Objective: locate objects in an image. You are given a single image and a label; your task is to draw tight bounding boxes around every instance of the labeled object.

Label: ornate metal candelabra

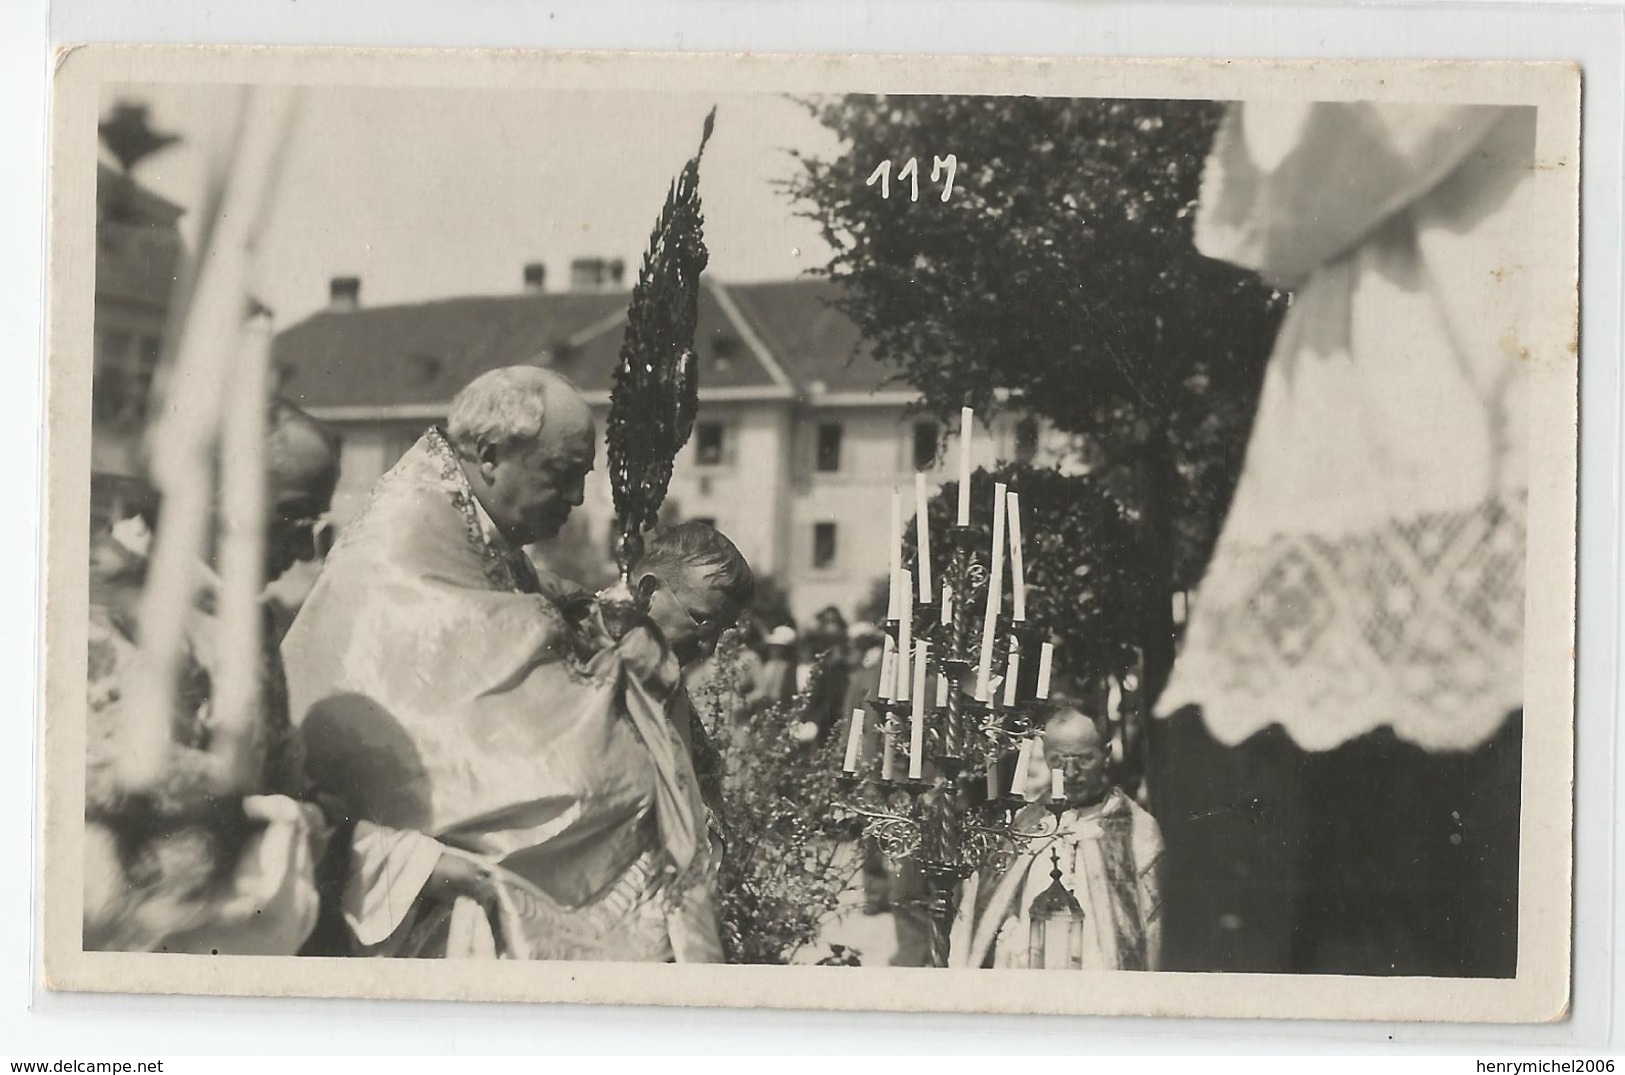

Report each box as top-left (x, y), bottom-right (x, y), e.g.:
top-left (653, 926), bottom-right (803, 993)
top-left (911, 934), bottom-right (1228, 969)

top-left (836, 520), bottom-right (1060, 968)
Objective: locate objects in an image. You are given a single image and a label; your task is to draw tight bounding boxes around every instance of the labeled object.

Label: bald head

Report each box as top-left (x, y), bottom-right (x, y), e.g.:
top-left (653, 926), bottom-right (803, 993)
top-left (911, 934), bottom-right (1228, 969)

top-left (261, 400), bottom-right (341, 578)
top-left (1042, 706), bottom-right (1111, 805)
top-left (267, 399), bottom-right (340, 506)
top-left (447, 366), bottom-right (596, 546)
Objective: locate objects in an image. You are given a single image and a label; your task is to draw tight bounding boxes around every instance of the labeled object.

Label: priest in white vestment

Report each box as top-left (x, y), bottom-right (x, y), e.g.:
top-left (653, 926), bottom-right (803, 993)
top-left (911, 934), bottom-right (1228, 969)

top-left (285, 367), bottom-right (721, 961)
top-left (953, 708), bottom-right (1164, 970)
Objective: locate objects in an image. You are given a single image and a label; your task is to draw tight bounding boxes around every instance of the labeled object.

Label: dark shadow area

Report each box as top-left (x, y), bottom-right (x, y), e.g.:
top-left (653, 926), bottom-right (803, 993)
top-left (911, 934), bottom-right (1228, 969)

top-left (298, 692), bottom-right (432, 831)
top-left (1150, 706), bottom-right (1521, 977)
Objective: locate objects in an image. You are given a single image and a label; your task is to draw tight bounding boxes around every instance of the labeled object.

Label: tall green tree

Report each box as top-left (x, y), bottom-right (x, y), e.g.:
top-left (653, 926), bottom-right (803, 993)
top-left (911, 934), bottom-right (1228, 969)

top-left (786, 95), bottom-right (1286, 702)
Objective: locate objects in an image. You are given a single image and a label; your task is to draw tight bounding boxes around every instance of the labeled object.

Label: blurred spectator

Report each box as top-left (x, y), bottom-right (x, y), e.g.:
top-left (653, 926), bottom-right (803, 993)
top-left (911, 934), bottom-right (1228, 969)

top-left (836, 623), bottom-right (892, 917)
top-left (751, 624), bottom-right (799, 712)
top-left (85, 398), bottom-right (340, 955)
top-left (804, 607), bottom-right (851, 742)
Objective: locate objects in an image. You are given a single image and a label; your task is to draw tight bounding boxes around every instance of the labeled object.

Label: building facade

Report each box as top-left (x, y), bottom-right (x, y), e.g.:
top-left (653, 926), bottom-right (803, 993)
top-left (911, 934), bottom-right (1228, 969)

top-left (275, 271), bottom-right (1056, 622)
top-left (91, 162), bottom-right (185, 531)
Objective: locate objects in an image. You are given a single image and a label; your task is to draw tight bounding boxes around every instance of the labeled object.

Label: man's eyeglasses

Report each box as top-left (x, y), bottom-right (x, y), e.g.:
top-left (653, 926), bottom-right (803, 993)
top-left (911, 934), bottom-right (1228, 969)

top-left (651, 576), bottom-right (737, 636)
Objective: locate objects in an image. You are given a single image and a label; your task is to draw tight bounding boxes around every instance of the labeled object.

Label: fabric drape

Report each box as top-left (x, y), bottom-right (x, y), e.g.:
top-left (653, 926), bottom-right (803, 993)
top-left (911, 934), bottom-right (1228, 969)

top-left (1161, 103), bottom-right (1537, 751)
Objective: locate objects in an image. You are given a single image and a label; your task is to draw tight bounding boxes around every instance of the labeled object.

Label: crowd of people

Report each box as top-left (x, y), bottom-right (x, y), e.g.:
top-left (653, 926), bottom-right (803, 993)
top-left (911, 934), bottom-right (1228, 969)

top-left (686, 607), bottom-right (886, 741)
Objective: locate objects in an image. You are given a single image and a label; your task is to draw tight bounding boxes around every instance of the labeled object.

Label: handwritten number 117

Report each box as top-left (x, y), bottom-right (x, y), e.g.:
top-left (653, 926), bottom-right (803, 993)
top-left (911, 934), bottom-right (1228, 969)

top-left (867, 155), bottom-right (958, 202)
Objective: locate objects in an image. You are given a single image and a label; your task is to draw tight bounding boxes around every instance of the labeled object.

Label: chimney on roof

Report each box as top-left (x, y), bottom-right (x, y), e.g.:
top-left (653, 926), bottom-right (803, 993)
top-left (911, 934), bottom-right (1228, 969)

top-left (522, 262), bottom-right (547, 293)
top-left (570, 257), bottom-right (628, 293)
top-left (328, 276), bottom-right (360, 312)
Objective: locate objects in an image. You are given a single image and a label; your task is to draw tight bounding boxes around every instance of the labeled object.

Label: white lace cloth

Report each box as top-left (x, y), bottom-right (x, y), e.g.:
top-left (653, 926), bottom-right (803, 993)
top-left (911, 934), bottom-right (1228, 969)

top-left (1160, 103), bottom-right (1538, 752)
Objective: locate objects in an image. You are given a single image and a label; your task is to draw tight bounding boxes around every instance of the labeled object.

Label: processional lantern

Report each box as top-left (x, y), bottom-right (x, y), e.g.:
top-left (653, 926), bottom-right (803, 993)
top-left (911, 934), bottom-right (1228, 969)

top-left (601, 107), bottom-right (715, 634)
top-left (1027, 846), bottom-right (1087, 970)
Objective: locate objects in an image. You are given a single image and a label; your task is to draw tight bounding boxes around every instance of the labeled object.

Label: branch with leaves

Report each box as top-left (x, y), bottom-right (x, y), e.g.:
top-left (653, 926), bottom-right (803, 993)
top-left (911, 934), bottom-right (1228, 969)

top-left (690, 639), bottom-right (862, 965)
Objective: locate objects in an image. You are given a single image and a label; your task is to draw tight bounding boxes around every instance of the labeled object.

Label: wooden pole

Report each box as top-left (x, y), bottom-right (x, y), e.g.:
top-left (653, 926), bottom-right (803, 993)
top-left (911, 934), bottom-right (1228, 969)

top-left (119, 87), bottom-right (303, 795)
top-left (210, 309), bottom-right (273, 792)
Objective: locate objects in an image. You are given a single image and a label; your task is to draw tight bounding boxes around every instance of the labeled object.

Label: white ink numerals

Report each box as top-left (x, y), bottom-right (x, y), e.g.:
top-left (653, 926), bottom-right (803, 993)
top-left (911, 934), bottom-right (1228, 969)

top-left (867, 155), bottom-right (958, 202)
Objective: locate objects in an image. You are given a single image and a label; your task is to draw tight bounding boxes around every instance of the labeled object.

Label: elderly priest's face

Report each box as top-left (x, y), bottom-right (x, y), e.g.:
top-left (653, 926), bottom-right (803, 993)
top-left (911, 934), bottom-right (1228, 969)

top-left (483, 405), bottom-right (597, 547)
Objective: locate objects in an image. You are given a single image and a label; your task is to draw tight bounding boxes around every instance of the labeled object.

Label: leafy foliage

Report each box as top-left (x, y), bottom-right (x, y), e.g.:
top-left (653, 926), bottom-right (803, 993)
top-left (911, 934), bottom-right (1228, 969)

top-left (786, 96), bottom-right (1287, 698)
top-left (688, 638), bottom-right (859, 964)
top-left (912, 462), bottom-right (1145, 684)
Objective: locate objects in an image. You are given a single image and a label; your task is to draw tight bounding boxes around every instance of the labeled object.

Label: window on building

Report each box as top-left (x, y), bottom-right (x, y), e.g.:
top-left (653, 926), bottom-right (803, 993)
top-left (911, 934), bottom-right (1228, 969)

top-left (816, 422), bottom-right (844, 472)
top-left (710, 334), bottom-right (741, 373)
top-left (123, 335), bottom-right (163, 416)
top-left (92, 368), bottom-right (129, 423)
top-left (695, 421), bottom-right (726, 466)
top-left (93, 330), bottom-right (137, 422)
top-left (812, 522), bottom-right (838, 570)
top-left (98, 329), bottom-right (133, 367)
top-left (913, 421), bottom-right (939, 470)
top-left (136, 334), bottom-right (162, 374)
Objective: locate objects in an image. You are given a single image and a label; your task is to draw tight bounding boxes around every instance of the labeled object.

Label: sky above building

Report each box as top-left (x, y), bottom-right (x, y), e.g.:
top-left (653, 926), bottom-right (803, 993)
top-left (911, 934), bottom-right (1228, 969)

top-left (99, 83), bottom-right (843, 327)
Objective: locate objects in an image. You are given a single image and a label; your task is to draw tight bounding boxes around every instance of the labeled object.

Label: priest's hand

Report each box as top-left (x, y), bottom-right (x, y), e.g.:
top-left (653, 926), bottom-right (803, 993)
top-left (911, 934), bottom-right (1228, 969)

top-left (425, 851), bottom-right (500, 912)
top-left (615, 620), bottom-right (683, 699)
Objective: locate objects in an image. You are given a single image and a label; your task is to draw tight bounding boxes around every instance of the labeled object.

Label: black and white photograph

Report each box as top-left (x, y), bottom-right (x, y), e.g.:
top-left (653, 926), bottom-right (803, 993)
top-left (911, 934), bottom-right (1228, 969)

top-left (42, 47), bottom-right (1579, 1020)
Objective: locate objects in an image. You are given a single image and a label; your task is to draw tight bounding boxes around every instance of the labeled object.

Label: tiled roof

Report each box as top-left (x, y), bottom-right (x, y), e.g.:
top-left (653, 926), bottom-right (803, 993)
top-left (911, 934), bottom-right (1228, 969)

top-left (724, 279), bottom-right (899, 397)
top-left (275, 285), bottom-right (787, 411)
top-left (274, 276), bottom-right (909, 413)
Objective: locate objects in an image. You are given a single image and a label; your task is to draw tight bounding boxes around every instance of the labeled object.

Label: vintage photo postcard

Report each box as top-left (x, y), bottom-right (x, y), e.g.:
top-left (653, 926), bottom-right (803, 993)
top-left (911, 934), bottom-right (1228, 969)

top-left (41, 45), bottom-right (1579, 1021)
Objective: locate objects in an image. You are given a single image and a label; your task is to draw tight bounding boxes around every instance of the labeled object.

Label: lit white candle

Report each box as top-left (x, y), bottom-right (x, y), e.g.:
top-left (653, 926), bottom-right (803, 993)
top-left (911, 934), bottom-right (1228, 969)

top-left (1036, 642), bottom-right (1055, 700)
top-left (885, 551), bottom-right (899, 623)
top-left (1010, 736), bottom-right (1036, 798)
top-left (986, 763), bottom-right (999, 800)
top-left (1007, 489), bottom-right (1026, 622)
top-left (956, 407), bottom-right (973, 526)
top-left (909, 642), bottom-right (929, 779)
top-left (843, 708), bottom-right (865, 773)
top-left (975, 481), bottom-right (1008, 700)
top-left (1002, 649), bottom-right (1021, 707)
top-left (939, 583), bottom-right (953, 626)
top-left (881, 722), bottom-right (897, 782)
top-left (895, 570), bottom-right (913, 701)
top-left (936, 673), bottom-right (949, 709)
top-left (878, 634), bottom-right (896, 702)
top-left (914, 472), bottom-right (933, 601)
top-left (889, 486), bottom-right (903, 585)
top-left (1050, 767), bottom-right (1065, 802)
